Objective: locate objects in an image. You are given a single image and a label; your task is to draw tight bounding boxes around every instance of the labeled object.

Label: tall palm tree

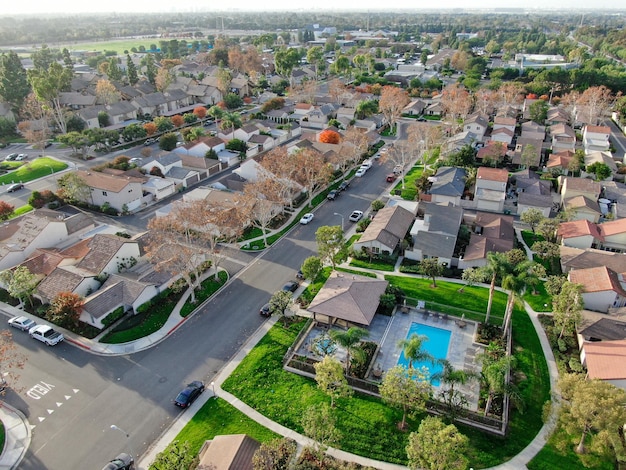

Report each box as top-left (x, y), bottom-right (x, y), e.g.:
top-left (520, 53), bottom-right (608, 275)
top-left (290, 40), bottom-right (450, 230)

top-left (329, 327), bottom-right (369, 375)
top-left (397, 334), bottom-right (435, 371)
top-left (501, 259), bottom-right (543, 338)
top-left (480, 252), bottom-right (512, 324)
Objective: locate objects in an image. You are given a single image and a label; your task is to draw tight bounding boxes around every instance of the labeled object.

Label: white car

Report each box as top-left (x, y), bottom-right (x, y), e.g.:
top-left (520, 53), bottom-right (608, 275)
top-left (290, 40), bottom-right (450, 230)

top-left (8, 315), bottom-right (37, 332)
top-left (29, 325), bottom-right (64, 346)
top-left (355, 168), bottom-right (367, 177)
top-left (360, 159), bottom-right (373, 170)
top-left (300, 213), bottom-right (314, 225)
top-left (15, 153), bottom-right (28, 161)
top-left (349, 210), bottom-right (364, 222)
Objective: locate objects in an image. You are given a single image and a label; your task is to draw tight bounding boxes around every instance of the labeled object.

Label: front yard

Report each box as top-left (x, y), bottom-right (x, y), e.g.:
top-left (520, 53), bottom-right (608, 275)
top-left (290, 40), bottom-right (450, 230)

top-left (0, 157), bottom-right (67, 185)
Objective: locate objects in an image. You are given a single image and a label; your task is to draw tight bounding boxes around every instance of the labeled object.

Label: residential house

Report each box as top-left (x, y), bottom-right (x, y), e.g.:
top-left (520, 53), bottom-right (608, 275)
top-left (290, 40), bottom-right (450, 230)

top-left (104, 101), bottom-right (139, 126)
top-left (489, 127), bottom-right (514, 147)
top-left (558, 220), bottom-right (602, 249)
top-left (597, 218), bottom-right (626, 252)
top-left (583, 151), bottom-right (617, 180)
top-left (0, 210), bottom-right (94, 271)
top-left (520, 120), bottom-right (546, 142)
top-left (424, 101), bottom-right (443, 116)
top-left (140, 152), bottom-right (182, 175)
top-left (460, 212), bottom-right (515, 268)
top-left (248, 133), bottom-right (275, 153)
top-left (583, 125), bottom-right (611, 154)
top-left (493, 116), bottom-right (516, 135)
top-left (559, 176), bottom-right (602, 206)
top-left (512, 137), bottom-right (543, 168)
top-left (353, 205), bottom-right (415, 256)
top-left (77, 170), bottom-right (145, 212)
top-left (546, 107), bottom-right (570, 126)
top-left (476, 142), bottom-right (507, 166)
top-left (166, 166), bottom-right (201, 189)
top-left (559, 246), bottom-right (626, 275)
top-left (601, 181), bottom-right (626, 219)
top-left (403, 99), bottom-right (427, 116)
top-left (142, 177), bottom-right (176, 201)
top-left (546, 150), bottom-right (576, 175)
top-left (175, 135), bottom-right (226, 161)
top-left (581, 339), bottom-right (626, 390)
top-left (336, 107), bottom-right (356, 122)
top-left (59, 92), bottom-right (97, 110)
top-left (568, 265), bottom-right (626, 313)
top-left (196, 434), bottom-right (260, 470)
top-left (307, 271), bottom-right (389, 327)
top-left (463, 114), bottom-right (489, 142)
top-left (405, 202), bottom-right (463, 266)
top-left (474, 167), bottom-right (508, 213)
top-left (444, 131), bottom-right (478, 154)
top-left (564, 195), bottom-right (602, 223)
top-left (429, 167), bottom-right (466, 206)
top-left (549, 123), bottom-right (576, 153)
top-left (131, 92), bottom-right (170, 117)
top-left (514, 171), bottom-right (554, 217)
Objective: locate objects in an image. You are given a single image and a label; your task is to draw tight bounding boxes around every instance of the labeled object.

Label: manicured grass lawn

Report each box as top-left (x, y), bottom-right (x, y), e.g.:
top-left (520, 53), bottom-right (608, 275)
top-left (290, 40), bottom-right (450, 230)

top-left (392, 164), bottom-right (425, 201)
top-left (10, 204), bottom-right (34, 218)
top-left (0, 157), bottom-right (67, 185)
top-left (298, 267), bottom-right (332, 306)
top-left (528, 428), bottom-right (613, 470)
top-left (174, 397), bottom-right (280, 455)
top-left (180, 270), bottom-right (228, 317)
top-left (523, 282), bottom-right (552, 312)
top-left (350, 256), bottom-right (396, 271)
top-left (56, 38), bottom-right (157, 55)
top-left (336, 267), bottom-right (378, 278)
top-left (385, 275), bottom-right (508, 325)
top-left (521, 230), bottom-right (545, 250)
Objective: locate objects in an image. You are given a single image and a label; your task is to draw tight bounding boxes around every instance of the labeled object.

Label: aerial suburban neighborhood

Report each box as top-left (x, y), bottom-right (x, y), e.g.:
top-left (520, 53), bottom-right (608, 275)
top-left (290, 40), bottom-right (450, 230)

top-left (1, 6), bottom-right (626, 470)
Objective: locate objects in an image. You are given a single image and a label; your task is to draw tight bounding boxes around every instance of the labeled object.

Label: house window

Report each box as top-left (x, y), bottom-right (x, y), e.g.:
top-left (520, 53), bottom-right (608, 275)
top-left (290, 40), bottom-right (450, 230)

top-left (102, 191), bottom-right (107, 196)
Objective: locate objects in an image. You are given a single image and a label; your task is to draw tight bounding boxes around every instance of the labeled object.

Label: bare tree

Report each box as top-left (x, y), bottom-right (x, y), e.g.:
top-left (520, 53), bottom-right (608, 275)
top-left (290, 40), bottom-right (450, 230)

top-left (440, 83), bottom-right (473, 129)
top-left (379, 85), bottom-right (410, 132)
top-left (95, 79), bottom-right (121, 105)
top-left (291, 148), bottom-right (334, 208)
top-left (576, 85), bottom-right (614, 125)
top-left (242, 177), bottom-right (285, 248)
top-left (18, 92), bottom-right (51, 151)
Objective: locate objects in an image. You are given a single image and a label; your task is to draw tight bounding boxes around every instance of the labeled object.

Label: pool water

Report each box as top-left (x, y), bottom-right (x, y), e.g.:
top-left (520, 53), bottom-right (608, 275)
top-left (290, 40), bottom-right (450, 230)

top-left (397, 322), bottom-right (451, 386)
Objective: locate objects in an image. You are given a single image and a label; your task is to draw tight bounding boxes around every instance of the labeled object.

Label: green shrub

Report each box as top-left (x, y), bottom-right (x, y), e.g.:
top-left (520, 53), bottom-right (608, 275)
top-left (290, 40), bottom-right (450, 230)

top-left (101, 306), bottom-right (126, 328)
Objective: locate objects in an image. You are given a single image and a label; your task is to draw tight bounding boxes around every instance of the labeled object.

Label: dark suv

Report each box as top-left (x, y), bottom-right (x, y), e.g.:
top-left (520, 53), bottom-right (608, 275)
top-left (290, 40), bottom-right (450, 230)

top-left (338, 181), bottom-right (350, 191)
top-left (327, 189), bottom-right (339, 200)
top-left (102, 453), bottom-right (134, 470)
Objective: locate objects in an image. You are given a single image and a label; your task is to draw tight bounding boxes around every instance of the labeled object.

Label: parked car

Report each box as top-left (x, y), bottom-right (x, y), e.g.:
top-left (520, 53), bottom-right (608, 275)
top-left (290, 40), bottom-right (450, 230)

top-left (8, 316), bottom-right (36, 332)
top-left (102, 453), bottom-right (134, 470)
top-left (259, 303), bottom-right (272, 317)
top-left (393, 165), bottom-right (403, 175)
top-left (282, 281), bottom-right (299, 293)
top-left (386, 174), bottom-right (398, 182)
top-left (4, 153), bottom-right (18, 161)
top-left (144, 138), bottom-right (155, 146)
top-left (360, 159), bottom-right (373, 170)
top-left (355, 168), bottom-right (367, 177)
top-left (129, 157), bottom-right (143, 165)
top-left (300, 213), bottom-right (314, 225)
top-left (327, 190), bottom-right (339, 200)
top-left (29, 325), bottom-right (64, 346)
top-left (296, 269), bottom-right (305, 280)
top-left (15, 154), bottom-right (28, 161)
top-left (349, 210), bottom-right (364, 222)
top-left (6, 183), bottom-right (24, 193)
top-left (338, 181), bottom-right (350, 191)
top-left (174, 381), bottom-right (205, 408)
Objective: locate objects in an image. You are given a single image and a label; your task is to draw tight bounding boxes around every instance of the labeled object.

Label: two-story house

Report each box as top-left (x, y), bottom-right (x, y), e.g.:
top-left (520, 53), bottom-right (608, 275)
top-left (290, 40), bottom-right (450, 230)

top-left (77, 170), bottom-right (145, 212)
top-left (474, 167), bottom-right (508, 213)
top-left (583, 125), bottom-right (611, 154)
top-left (429, 166), bottom-right (467, 206)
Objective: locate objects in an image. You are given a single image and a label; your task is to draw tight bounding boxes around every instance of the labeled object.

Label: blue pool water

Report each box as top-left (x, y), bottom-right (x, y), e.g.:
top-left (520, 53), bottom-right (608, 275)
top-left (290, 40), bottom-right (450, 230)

top-left (397, 323), bottom-right (451, 386)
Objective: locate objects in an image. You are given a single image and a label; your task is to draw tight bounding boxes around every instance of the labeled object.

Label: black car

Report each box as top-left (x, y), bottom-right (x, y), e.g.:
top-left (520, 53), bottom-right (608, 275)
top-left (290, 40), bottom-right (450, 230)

top-left (327, 189), bottom-right (339, 200)
top-left (338, 181), bottom-right (350, 191)
top-left (7, 183), bottom-right (24, 193)
top-left (102, 453), bottom-right (134, 470)
top-left (282, 281), bottom-right (298, 293)
top-left (296, 270), bottom-right (305, 280)
top-left (259, 303), bottom-right (272, 317)
top-left (174, 381), bottom-right (205, 408)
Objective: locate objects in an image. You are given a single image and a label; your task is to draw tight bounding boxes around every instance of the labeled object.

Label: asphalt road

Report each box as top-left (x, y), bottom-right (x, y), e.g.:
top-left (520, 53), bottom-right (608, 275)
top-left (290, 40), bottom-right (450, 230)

top-left (1, 150), bottom-right (397, 469)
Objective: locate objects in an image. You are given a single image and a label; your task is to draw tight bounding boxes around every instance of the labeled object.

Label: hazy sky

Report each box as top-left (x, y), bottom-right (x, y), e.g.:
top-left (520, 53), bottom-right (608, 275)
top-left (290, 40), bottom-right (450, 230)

top-left (2, 0), bottom-right (623, 15)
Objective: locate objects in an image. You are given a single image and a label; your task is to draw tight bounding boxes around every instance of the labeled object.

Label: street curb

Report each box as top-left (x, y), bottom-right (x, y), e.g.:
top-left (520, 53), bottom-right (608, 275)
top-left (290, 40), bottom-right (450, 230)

top-left (0, 402), bottom-right (31, 470)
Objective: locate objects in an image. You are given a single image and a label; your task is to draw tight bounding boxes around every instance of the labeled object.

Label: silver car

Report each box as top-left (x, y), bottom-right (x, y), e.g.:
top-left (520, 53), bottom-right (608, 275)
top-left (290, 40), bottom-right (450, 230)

top-left (8, 315), bottom-right (36, 331)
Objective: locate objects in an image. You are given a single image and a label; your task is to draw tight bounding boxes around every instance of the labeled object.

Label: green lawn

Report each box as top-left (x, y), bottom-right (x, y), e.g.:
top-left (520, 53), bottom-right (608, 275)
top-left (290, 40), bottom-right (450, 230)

top-left (0, 157), bottom-right (67, 185)
top-left (298, 266), bottom-right (332, 306)
top-left (523, 282), bottom-right (552, 312)
top-left (173, 398), bottom-right (280, 455)
top-left (179, 271), bottom-right (228, 317)
top-left (385, 275), bottom-right (508, 325)
top-left (521, 230), bottom-right (545, 250)
top-left (56, 38), bottom-right (158, 55)
top-left (392, 165), bottom-right (425, 201)
top-left (11, 204), bottom-right (34, 218)
top-left (336, 267), bottom-right (378, 278)
top-left (350, 257), bottom-right (396, 271)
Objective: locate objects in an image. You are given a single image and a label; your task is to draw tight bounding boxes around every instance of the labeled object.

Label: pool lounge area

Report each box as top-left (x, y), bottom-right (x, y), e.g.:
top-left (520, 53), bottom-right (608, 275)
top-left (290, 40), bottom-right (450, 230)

top-left (294, 306), bottom-right (484, 412)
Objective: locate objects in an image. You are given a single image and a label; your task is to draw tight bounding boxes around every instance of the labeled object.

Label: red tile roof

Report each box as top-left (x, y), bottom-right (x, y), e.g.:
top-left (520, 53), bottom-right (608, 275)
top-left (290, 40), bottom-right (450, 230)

top-left (558, 220), bottom-right (602, 240)
top-left (584, 339), bottom-right (626, 380)
top-left (598, 218), bottom-right (626, 238)
top-left (476, 167), bottom-right (508, 183)
top-left (569, 266), bottom-right (626, 296)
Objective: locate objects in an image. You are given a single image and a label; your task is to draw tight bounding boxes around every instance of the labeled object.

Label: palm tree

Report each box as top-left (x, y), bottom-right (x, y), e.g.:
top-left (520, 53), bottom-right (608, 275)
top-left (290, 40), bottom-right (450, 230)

top-left (480, 252), bottom-right (512, 324)
top-left (329, 327), bottom-right (369, 375)
top-left (432, 360), bottom-right (480, 419)
top-left (500, 259), bottom-right (543, 338)
top-left (221, 111), bottom-right (242, 137)
top-left (397, 334), bottom-right (435, 371)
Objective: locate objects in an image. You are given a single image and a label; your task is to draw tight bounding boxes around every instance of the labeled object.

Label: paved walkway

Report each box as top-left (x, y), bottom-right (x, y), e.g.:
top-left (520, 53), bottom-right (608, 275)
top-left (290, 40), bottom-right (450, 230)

top-left (0, 194), bottom-right (560, 470)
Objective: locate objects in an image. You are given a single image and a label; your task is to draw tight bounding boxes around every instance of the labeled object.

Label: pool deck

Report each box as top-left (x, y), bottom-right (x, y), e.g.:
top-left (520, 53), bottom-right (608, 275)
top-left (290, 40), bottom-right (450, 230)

top-left (296, 307), bottom-right (483, 411)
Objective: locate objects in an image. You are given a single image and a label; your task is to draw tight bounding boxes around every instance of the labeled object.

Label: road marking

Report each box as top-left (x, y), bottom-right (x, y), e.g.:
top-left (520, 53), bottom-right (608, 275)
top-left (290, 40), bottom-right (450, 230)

top-left (47, 409), bottom-right (54, 414)
top-left (73, 388), bottom-right (79, 393)
top-left (38, 417), bottom-right (45, 422)
top-left (65, 395), bottom-right (71, 400)
top-left (26, 381), bottom-right (56, 400)
top-left (56, 402), bottom-right (63, 407)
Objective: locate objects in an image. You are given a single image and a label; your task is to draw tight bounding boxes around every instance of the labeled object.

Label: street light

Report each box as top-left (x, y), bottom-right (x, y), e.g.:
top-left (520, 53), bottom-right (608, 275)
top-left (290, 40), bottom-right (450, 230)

top-left (333, 213), bottom-right (344, 232)
top-left (210, 381), bottom-right (217, 398)
top-left (110, 424), bottom-right (134, 460)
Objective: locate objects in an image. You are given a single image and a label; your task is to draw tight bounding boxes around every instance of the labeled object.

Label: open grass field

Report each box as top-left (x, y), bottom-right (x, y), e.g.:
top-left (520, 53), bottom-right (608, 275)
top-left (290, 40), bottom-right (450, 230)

top-left (55, 38), bottom-right (159, 55)
top-left (0, 157), bottom-right (67, 185)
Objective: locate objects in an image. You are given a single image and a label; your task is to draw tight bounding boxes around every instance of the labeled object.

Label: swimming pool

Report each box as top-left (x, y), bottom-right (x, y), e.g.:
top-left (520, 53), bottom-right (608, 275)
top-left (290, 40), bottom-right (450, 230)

top-left (397, 322), bottom-right (451, 386)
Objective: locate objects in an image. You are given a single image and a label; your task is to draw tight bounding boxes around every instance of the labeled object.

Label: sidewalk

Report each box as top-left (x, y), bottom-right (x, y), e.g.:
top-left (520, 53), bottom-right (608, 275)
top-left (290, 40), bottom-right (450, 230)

top-left (0, 403), bottom-right (31, 470)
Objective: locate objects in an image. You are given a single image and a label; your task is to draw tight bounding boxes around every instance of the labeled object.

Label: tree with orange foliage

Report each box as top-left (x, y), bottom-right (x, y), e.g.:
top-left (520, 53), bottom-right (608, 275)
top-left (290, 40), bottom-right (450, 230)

top-left (319, 129), bottom-right (341, 144)
top-left (379, 85), bottom-right (410, 132)
top-left (143, 122), bottom-right (157, 136)
top-left (193, 106), bottom-right (207, 119)
top-left (46, 292), bottom-right (84, 329)
top-left (171, 114), bottom-right (184, 127)
top-left (0, 201), bottom-right (14, 221)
